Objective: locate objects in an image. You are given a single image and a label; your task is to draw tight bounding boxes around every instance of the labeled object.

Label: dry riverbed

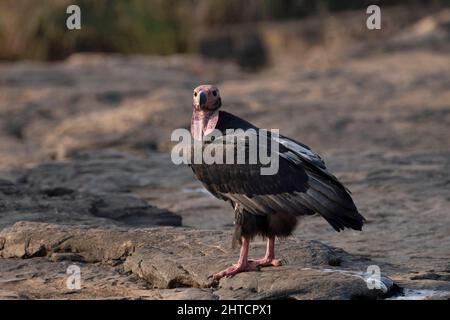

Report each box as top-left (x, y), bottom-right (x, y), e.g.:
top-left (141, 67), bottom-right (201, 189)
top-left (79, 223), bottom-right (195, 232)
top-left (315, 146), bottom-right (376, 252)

top-left (0, 9), bottom-right (449, 299)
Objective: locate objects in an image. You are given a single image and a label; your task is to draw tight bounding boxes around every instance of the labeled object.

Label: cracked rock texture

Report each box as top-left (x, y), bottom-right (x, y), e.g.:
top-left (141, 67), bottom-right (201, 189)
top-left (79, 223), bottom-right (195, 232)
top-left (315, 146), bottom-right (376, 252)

top-left (0, 221), bottom-right (397, 300)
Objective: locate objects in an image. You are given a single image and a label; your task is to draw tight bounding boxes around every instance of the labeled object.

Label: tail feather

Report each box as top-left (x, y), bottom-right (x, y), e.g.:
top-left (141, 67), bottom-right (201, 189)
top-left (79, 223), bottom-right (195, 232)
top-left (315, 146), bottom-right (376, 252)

top-left (305, 174), bottom-right (365, 231)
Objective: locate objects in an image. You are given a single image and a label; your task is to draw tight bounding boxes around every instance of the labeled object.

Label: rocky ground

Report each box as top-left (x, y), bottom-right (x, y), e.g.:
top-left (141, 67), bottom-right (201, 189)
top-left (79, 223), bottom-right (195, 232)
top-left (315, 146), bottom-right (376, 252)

top-left (0, 9), bottom-right (450, 299)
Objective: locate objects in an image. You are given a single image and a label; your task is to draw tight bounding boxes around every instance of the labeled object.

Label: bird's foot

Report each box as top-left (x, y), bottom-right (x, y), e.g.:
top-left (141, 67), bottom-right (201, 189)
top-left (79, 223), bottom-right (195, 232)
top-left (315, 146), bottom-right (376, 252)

top-left (248, 257), bottom-right (282, 268)
top-left (213, 261), bottom-right (261, 280)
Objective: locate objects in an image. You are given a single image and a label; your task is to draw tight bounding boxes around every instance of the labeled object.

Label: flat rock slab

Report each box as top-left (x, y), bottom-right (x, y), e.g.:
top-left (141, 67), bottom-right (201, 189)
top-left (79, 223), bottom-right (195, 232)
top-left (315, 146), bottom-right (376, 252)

top-left (0, 221), bottom-right (397, 299)
top-left (0, 257), bottom-right (150, 299)
top-left (0, 175), bottom-right (181, 230)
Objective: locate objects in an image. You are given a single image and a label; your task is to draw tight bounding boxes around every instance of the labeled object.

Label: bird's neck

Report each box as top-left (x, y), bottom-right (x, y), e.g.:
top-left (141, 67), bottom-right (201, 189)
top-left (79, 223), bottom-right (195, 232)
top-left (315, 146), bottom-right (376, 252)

top-left (191, 110), bottom-right (219, 142)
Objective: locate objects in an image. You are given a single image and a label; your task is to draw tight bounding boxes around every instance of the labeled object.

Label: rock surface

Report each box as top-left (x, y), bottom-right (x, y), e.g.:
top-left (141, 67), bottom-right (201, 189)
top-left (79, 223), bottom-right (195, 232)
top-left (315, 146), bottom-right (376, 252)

top-left (0, 221), bottom-right (399, 300)
top-left (0, 153), bottom-right (182, 230)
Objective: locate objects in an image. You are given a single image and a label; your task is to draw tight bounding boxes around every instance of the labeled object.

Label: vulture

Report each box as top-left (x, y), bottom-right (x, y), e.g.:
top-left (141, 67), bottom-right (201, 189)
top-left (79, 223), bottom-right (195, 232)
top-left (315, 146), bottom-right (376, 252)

top-left (189, 84), bottom-right (365, 280)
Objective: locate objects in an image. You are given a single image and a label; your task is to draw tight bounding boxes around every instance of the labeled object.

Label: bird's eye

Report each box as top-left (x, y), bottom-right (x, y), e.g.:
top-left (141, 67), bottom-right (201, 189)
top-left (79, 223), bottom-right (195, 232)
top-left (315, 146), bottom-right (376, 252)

top-left (194, 92), bottom-right (197, 97)
top-left (212, 90), bottom-right (217, 96)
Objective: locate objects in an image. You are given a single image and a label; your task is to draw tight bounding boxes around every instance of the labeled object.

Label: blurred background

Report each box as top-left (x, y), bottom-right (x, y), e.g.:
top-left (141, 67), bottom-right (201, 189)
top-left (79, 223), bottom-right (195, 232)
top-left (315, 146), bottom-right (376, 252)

top-left (0, 1), bottom-right (445, 65)
top-left (0, 0), bottom-right (450, 291)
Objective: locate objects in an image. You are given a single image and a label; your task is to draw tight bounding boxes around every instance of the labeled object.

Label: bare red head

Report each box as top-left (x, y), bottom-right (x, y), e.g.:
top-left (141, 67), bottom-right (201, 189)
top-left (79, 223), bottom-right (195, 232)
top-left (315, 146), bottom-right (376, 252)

top-left (192, 84), bottom-right (222, 112)
top-left (191, 84), bottom-right (221, 141)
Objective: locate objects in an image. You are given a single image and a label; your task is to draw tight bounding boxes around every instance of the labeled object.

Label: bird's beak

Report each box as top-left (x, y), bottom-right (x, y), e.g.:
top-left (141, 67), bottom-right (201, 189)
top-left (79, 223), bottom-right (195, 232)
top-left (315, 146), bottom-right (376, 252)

top-left (199, 91), bottom-right (207, 107)
top-left (194, 91), bottom-right (207, 110)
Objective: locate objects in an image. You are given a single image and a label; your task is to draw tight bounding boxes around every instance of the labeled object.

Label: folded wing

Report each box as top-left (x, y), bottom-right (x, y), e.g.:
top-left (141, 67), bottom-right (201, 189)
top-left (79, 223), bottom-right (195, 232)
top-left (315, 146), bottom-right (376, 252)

top-left (190, 130), bottom-right (365, 231)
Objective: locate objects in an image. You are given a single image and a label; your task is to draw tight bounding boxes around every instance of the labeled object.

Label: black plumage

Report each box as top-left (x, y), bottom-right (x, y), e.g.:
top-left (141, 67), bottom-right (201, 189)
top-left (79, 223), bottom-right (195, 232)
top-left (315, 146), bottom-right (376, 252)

top-left (190, 110), bottom-right (365, 245)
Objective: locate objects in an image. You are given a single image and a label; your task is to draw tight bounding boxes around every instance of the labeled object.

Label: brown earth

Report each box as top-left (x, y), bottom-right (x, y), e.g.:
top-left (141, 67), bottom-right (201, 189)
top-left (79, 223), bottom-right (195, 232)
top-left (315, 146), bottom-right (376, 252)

top-left (0, 9), bottom-right (449, 299)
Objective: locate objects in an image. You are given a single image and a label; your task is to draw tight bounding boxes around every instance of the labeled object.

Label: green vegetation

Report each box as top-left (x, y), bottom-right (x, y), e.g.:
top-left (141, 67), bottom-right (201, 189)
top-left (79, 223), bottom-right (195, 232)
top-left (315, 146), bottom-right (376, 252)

top-left (0, 0), bottom-right (437, 60)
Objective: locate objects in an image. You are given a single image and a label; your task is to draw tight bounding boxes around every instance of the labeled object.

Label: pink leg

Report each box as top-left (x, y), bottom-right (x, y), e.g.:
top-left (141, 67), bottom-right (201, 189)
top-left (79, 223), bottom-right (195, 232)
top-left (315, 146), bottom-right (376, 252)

top-left (213, 237), bottom-right (260, 280)
top-left (249, 236), bottom-right (282, 267)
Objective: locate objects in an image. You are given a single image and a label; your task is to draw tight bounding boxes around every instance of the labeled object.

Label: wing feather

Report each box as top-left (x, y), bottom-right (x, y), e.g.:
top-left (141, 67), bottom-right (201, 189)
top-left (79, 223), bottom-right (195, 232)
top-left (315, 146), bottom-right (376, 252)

top-left (190, 128), bottom-right (365, 231)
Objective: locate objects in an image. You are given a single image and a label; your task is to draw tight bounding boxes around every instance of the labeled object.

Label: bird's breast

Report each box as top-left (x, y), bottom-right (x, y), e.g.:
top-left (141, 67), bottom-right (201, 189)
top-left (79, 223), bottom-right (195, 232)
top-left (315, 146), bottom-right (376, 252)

top-left (190, 110), bottom-right (219, 141)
